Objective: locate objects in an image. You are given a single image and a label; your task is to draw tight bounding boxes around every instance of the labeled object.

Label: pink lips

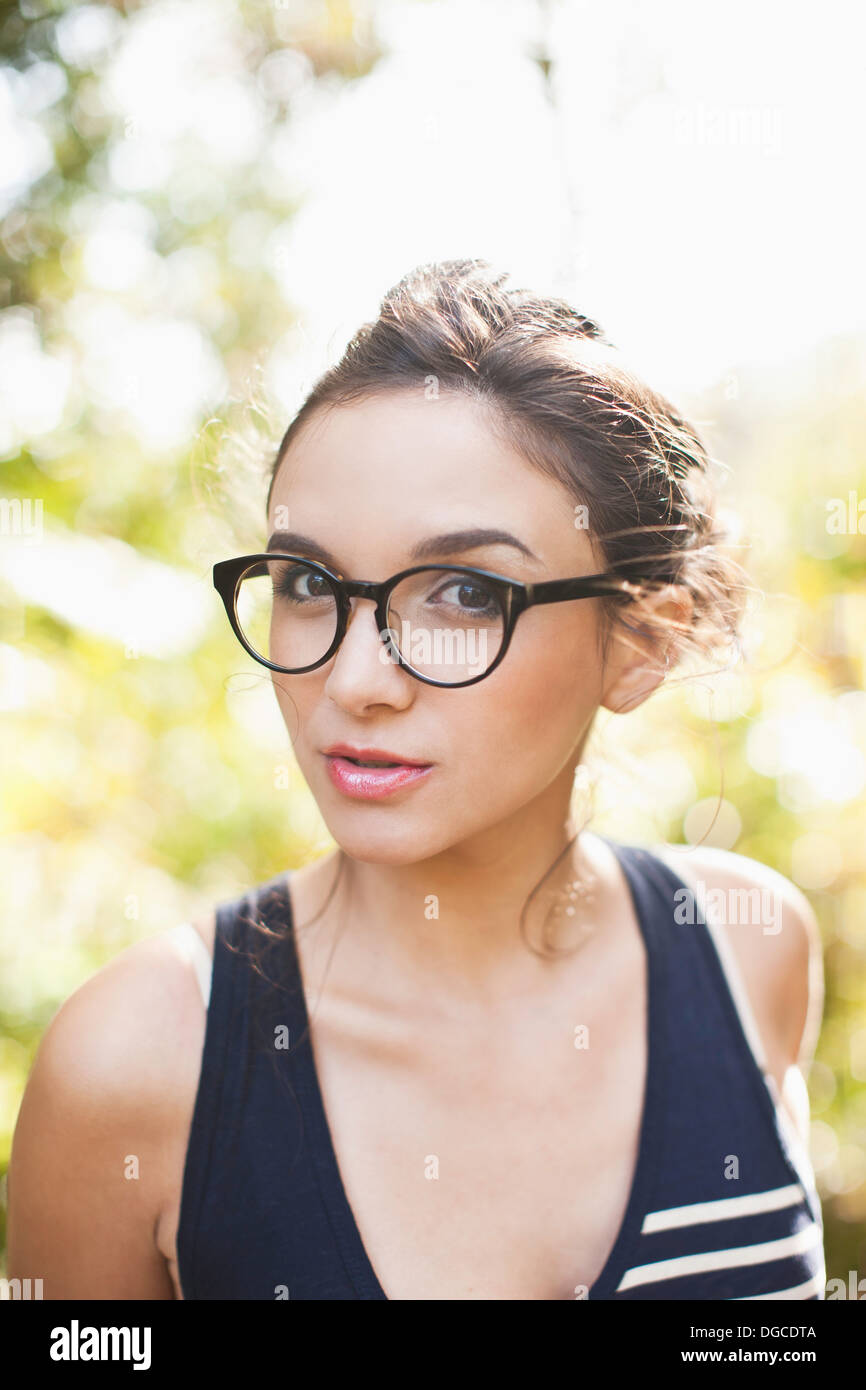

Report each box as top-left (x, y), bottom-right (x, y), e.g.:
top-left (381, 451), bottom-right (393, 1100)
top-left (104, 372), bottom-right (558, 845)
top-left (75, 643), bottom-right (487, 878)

top-left (323, 752), bottom-right (433, 800)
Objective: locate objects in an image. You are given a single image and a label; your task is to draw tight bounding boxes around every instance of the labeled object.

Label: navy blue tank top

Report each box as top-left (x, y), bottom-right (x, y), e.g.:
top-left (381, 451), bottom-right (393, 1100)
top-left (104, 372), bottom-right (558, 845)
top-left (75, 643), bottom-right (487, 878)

top-left (175, 839), bottom-right (826, 1300)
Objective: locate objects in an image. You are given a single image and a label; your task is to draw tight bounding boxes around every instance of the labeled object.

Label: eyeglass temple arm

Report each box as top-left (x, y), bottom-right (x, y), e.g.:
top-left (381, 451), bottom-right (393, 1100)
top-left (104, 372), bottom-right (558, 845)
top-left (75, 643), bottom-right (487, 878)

top-left (526, 574), bottom-right (637, 605)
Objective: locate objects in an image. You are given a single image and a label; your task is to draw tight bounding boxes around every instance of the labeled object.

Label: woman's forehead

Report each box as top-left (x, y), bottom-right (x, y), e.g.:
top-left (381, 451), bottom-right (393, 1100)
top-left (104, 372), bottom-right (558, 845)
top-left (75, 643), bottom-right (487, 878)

top-left (268, 393), bottom-right (586, 552)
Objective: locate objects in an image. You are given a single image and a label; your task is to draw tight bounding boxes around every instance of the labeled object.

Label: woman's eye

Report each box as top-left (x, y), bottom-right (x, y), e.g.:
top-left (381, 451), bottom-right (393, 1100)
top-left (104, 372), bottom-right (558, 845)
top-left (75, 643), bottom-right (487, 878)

top-left (275, 566), bottom-right (329, 600)
top-left (438, 580), bottom-right (499, 616)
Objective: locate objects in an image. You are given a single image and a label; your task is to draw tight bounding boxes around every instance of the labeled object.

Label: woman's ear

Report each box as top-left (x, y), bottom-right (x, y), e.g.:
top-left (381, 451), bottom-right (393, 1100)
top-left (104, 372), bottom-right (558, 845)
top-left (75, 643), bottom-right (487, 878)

top-left (599, 584), bottom-right (693, 715)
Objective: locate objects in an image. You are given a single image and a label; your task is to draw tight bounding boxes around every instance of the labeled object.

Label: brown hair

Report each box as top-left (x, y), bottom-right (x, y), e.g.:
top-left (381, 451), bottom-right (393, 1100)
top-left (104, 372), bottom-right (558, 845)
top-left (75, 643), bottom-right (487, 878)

top-left (267, 257), bottom-right (749, 682)
top-left (235, 257), bottom-right (750, 979)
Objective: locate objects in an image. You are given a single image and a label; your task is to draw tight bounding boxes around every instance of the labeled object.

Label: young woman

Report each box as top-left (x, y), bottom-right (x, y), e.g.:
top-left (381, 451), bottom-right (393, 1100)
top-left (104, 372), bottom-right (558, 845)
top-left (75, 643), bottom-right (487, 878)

top-left (7, 259), bottom-right (825, 1300)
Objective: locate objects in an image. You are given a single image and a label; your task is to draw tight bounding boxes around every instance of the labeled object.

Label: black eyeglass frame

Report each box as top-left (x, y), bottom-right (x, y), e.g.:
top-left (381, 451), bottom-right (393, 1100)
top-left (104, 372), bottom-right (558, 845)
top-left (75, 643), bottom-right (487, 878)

top-left (213, 553), bottom-right (638, 689)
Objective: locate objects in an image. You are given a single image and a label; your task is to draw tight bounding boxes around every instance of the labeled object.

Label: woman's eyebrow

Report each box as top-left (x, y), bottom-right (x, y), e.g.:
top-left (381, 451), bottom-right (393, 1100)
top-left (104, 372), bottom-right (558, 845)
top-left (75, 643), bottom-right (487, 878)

top-left (411, 528), bottom-right (540, 562)
top-left (265, 527), bottom-right (540, 566)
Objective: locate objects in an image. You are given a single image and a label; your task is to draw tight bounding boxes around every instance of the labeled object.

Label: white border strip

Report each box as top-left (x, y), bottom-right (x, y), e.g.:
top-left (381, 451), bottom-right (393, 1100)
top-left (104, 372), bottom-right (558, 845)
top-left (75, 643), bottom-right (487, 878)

top-left (166, 921), bottom-right (213, 1009)
top-left (690, 877), bottom-right (770, 1073)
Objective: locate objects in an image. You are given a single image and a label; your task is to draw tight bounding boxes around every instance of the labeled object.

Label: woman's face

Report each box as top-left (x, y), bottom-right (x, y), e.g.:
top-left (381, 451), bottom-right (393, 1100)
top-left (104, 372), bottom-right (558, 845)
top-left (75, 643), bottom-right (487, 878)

top-left (266, 390), bottom-right (621, 866)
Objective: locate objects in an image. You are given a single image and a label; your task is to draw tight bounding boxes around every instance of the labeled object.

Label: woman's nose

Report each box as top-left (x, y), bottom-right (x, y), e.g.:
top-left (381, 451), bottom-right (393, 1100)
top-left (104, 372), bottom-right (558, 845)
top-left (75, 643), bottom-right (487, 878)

top-left (323, 597), bottom-right (411, 705)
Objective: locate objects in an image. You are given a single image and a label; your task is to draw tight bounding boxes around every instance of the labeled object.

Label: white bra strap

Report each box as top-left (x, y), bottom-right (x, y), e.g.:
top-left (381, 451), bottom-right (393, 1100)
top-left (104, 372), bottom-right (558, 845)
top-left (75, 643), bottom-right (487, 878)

top-left (660, 852), bottom-right (820, 1209)
top-left (661, 853), bottom-right (770, 1074)
top-left (706, 895), bottom-right (822, 1206)
top-left (166, 922), bottom-right (213, 1010)
top-left (700, 902), bottom-right (771, 1075)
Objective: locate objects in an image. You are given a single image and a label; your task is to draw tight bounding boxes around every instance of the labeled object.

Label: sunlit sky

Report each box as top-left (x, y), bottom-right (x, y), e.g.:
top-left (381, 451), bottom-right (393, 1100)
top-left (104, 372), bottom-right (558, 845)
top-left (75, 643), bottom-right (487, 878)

top-left (2, 0), bottom-right (865, 818)
top-left (2, 0), bottom-right (864, 445)
top-left (271, 0), bottom-right (866, 402)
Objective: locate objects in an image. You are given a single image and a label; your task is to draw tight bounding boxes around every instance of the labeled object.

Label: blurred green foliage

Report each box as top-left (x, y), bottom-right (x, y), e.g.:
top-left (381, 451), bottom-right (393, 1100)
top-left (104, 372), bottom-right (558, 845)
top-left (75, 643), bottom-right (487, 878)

top-left (1, 0), bottom-right (864, 1296)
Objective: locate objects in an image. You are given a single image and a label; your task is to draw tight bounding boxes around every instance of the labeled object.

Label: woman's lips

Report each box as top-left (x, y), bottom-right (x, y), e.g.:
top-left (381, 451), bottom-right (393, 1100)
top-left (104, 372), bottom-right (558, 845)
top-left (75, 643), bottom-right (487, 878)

top-left (324, 754), bottom-right (433, 800)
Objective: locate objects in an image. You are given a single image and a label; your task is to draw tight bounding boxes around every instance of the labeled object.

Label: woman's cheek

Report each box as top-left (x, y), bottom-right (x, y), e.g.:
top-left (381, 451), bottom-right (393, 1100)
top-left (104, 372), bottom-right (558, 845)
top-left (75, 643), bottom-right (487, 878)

top-left (499, 628), bottom-right (581, 726)
top-left (496, 647), bottom-right (595, 776)
top-left (271, 680), bottom-right (316, 760)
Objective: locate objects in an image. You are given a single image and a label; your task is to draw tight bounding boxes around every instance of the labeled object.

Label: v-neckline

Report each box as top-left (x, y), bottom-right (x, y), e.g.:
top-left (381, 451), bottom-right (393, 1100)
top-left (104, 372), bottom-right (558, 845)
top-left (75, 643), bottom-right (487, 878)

top-left (280, 836), bottom-right (665, 1301)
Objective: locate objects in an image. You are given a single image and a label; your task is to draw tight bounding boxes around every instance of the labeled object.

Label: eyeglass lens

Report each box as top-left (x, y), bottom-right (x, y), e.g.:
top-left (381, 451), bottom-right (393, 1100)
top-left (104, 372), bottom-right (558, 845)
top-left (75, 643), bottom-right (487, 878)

top-left (235, 559), bottom-right (506, 682)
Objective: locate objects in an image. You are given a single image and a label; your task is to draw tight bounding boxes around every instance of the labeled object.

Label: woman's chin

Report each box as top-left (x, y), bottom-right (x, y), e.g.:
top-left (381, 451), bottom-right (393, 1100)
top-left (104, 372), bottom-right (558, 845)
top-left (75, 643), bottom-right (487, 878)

top-left (328, 832), bottom-right (431, 867)
top-left (321, 812), bottom-right (445, 867)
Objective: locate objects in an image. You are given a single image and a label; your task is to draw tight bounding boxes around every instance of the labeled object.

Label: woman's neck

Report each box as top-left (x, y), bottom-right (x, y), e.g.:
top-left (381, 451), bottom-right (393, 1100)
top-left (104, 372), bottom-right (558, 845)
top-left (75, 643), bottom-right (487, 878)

top-left (295, 766), bottom-right (609, 1009)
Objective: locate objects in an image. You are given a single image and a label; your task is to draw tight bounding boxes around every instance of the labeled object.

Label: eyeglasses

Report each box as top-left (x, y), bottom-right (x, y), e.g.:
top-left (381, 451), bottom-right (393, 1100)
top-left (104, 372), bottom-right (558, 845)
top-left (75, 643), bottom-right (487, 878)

top-left (212, 553), bottom-right (637, 689)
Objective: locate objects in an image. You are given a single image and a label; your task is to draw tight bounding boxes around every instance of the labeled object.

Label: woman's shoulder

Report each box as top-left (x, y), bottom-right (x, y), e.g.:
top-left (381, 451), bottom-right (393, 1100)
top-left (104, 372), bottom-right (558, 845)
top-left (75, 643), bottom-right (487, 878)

top-left (6, 913), bottom-right (221, 1295)
top-left (20, 914), bottom-right (217, 1119)
top-left (11, 905), bottom-right (230, 1183)
top-left (651, 842), bottom-right (821, 1016)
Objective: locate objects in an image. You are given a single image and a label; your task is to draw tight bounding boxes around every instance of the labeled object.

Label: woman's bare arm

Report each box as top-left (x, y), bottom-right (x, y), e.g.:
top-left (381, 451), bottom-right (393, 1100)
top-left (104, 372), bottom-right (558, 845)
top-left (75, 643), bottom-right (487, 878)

top-left (6, 932), bottom-right (206, 1299)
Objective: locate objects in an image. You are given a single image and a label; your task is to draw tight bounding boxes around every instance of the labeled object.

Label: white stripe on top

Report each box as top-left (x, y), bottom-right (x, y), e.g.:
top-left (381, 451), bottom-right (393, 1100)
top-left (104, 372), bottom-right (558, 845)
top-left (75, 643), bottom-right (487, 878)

top-left (641, 1183), bottom-right (805, 1234)
top-left (616, 1222), bottom-right (824, 1292)
top-left (732, 1269), bottom-right (827, 1300)
top-left (166, 921), bottom-right (213, 1009)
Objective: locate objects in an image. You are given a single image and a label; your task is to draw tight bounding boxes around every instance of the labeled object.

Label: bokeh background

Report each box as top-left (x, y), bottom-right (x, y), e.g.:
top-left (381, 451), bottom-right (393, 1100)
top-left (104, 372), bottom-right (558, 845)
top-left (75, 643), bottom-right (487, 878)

top-left (1, 0), bottom-right (865, 1291)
